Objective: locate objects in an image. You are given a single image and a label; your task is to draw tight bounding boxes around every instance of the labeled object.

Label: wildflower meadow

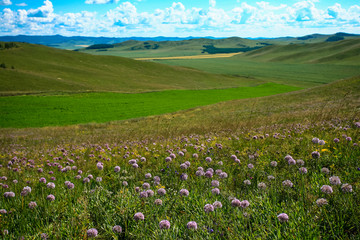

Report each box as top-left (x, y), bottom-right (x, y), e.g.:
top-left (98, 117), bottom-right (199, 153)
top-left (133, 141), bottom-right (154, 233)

top-left (1, 120), bottom-right (359, 239)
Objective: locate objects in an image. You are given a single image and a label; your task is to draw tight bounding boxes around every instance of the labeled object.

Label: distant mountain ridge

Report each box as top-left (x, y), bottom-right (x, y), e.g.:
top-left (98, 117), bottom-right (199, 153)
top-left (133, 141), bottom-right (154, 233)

top-left (0, 35), bottom-right (219, 50)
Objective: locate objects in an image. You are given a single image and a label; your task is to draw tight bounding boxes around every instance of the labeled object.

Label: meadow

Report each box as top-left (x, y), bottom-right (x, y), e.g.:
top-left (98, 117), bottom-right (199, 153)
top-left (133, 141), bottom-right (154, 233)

top-left (1, 37), bottom-right (360, 239)
top-left (1, 107), bottom-right (359, 239)
top-left (0, 83), bottom-right (300, 128)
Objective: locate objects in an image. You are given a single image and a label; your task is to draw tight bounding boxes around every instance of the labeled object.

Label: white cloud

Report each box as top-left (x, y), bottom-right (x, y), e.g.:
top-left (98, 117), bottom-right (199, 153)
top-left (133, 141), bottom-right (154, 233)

top-left (27, 0), bottom-right (54, 21)
top-left (16, 3), bottom-right (27, 7)
top-left (1, 1), bottom-right (360, 37)
top-left (85, 0), bottom-right (119, 4)
top-left (0, 0), bottom-right (11, 6)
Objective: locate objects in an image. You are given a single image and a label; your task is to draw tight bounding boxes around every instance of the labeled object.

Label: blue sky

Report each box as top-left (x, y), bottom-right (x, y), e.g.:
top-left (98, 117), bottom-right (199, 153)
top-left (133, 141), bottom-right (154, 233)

top-left (1, 0), bottom-right (360, 37)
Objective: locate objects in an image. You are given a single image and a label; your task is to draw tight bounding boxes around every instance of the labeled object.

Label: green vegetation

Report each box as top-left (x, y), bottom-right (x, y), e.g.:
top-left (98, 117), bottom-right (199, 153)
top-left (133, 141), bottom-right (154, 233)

top-left (0, 42), bottom-right (18, 50)
top-left (0, 42), bottom-right (259, 94)
top-left (0, 76), bottom-right (359, 239)
top-left (202, 45), bottom-right (262, 54)
top-left (242, 39), bottom-right (360, 65)
top-left (0, 83), bottom-right (300, 128)
top-left (157, 57), bottom-right (360, 88)
top-left (79, 37), bottom-right (267, 58)
top-left (154, 39), bottom-right (360, 88)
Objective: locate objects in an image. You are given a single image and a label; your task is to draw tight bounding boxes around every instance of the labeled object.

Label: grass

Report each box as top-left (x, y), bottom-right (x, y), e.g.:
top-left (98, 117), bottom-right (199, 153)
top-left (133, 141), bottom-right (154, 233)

top-left (156, 58), bottom-right (360, 88)
top-left (0, 83), bottom-right (301, 128)
top-left (78, 37), bottom-right (264, 58)
top-left (242, 39), bottom-right (360, 65)
top-left (0, 84), bottom-right (359, 238)
top-left (0, 42), bottom-right (258, 94)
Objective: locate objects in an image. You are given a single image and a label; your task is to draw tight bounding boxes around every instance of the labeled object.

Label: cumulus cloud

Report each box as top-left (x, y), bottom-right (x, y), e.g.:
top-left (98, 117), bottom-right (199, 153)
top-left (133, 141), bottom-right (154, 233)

top-left (16, 3), bottom-right (27, 7)
top-left (1, 1), bottom-right (360, 37)
top-left (0, 0), bottom-right (12, 6)
top-left (27, 0), bottom-right (54, 20)
top-left (85, 0), bottom-right (119, 4)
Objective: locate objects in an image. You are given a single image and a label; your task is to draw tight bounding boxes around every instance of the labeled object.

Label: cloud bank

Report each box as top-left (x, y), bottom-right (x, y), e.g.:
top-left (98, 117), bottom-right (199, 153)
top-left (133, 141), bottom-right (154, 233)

top-left (1, 0), bottom-right (360, 37)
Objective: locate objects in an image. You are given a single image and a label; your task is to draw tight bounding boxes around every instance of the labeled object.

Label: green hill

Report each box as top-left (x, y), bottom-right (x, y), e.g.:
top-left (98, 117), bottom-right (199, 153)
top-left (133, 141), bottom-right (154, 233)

top-left (242, 39), bottom-right (360, 65)
top-left (0, 42), bottom-right (260, 94)
top-left (78, 37), bottom-right (267, 58)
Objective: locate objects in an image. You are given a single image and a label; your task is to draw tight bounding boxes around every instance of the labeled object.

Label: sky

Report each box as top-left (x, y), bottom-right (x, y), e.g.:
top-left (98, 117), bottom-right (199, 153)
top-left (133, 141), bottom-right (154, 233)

top-left (0, 0), bottom-right (360, 38)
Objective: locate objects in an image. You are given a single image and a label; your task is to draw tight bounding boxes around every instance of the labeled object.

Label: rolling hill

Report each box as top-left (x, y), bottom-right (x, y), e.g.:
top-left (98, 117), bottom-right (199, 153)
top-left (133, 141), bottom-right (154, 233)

top-left (78, 37), bottom-right (268, 58)
top-left (241, 38), bottom-right (360, 65)
top-left (0, 42), bottom-right (262, 94)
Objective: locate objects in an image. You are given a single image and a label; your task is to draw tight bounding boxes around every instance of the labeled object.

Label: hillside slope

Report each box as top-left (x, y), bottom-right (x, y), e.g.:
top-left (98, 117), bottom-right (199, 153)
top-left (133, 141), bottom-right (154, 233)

top-left (241, 39), bottom-right (360, 65)
top-left (78, 37), bottom-right (267, 58)
top-left (0, 42), bottom-right (259, 94)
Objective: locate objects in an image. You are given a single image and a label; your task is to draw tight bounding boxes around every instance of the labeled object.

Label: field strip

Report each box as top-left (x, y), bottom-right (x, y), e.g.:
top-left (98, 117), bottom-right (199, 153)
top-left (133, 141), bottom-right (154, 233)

top-left (135, 52), bottom-right (242, 60)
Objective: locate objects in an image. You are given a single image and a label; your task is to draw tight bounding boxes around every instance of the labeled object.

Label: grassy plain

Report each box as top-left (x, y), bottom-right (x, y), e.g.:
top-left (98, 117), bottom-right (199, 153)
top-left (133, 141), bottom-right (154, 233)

top-left (0, 76), bottom-right (359, 239)
top-left (157, 58), bottom-right (360, 88)
top-left (0, 37), bottom-right (360, 239)
top-left (0, 42), bottom-right (257, 94)
top-left (0, 83), bottom-right (300, 128)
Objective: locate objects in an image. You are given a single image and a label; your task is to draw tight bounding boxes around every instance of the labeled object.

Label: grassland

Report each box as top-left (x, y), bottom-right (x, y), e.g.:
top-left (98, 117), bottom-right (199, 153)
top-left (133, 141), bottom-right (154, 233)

top-left (0, 76), bottom-right (359, 239)
top-left (0, 83), bottom-right (300, 128)
top-left (0, 42), bottom-right (258, 94)
top-left (0, 35), bottom-right (359, 239)
top-left (78, 37), bottom-right (266, 58)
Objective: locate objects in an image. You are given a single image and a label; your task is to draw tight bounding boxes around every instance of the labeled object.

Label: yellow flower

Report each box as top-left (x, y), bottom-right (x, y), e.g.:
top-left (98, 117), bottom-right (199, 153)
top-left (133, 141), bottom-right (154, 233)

top-left (321, 149), bottom-right (330, 152)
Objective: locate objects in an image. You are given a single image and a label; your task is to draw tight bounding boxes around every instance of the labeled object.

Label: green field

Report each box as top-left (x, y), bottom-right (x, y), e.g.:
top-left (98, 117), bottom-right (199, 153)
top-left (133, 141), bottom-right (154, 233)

top-left (0, 83), bottom-right (300, 128)
top-left (78, 37), bottom-right (266, 58)
top-left (0, 42), bottom-right (258, 94)
top-left (157, 58), bottom-right (360, 88)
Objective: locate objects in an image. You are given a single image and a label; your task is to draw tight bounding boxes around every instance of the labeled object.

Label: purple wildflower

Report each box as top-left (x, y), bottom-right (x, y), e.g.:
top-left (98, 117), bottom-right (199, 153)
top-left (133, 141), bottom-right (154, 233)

top-left (321, 185), bottom-right (333, 194)
top-left (39, 177), bottom-right (47, 184)
top-left (258, 182), bottom-right (266, 190)
top-left (341, 184), bottom-right (353, 193)
top-left (277, 213), bottom-right (289, 222)
top-left (47, 182), bottom-right (55, 189)
top-left (299, 167), bottom-right (308, 174)
top-left (4, 191), bottom-right (15, 198)
top-left (146, 190), bottom-right (154, 197)
top-left (329, 176), bottom-right (341, 185)
top-left (213, 201), bottom-right (222, 208)
top-left (205, 171), bottom-right (213, 178)
top-left (211, 180), bottom-right (219, 187)
top-left (187, 221), bottom-right (198, 230)
top-left (316, 198), bottom-right (328, 206)
top-left (240, 200), bottom-right (250, 208)
top-left (46, 194), bottom-right (55, 201)
top-left (211, 188), bottom-right (220, 195)
top-left (282, 180), bottom-right (293, 188)
top-left (87, 228), bottom-right (98, 238)
top-left (21, 186), bottom-right (31, 196)
top-left (157, 188), bottom-right (166, 196)
top-left (154, 199), bottom-right (163, 205)
top-left (244, 179), bottom-right (251, 185)
top-left (28, 201), bottom-right (37, 209)
top-left (114, 166), bottom-right (121, 172)
top-left (180, 173), bottom-right (188, 181)
top-left (204, 204), bottom-right (214, 213)
top-left (231, 199), bottom-right (241, 207)
top-left (179, 189), bottom-right (189, 196)
top-left (159, 220), bottom-right (171, 229)
top-left (134, 212), bottom-right (145, 221)
top-left (312, 151), bottom-right (320, 159)
top-left (112, 225), bottom-right (122, 233)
